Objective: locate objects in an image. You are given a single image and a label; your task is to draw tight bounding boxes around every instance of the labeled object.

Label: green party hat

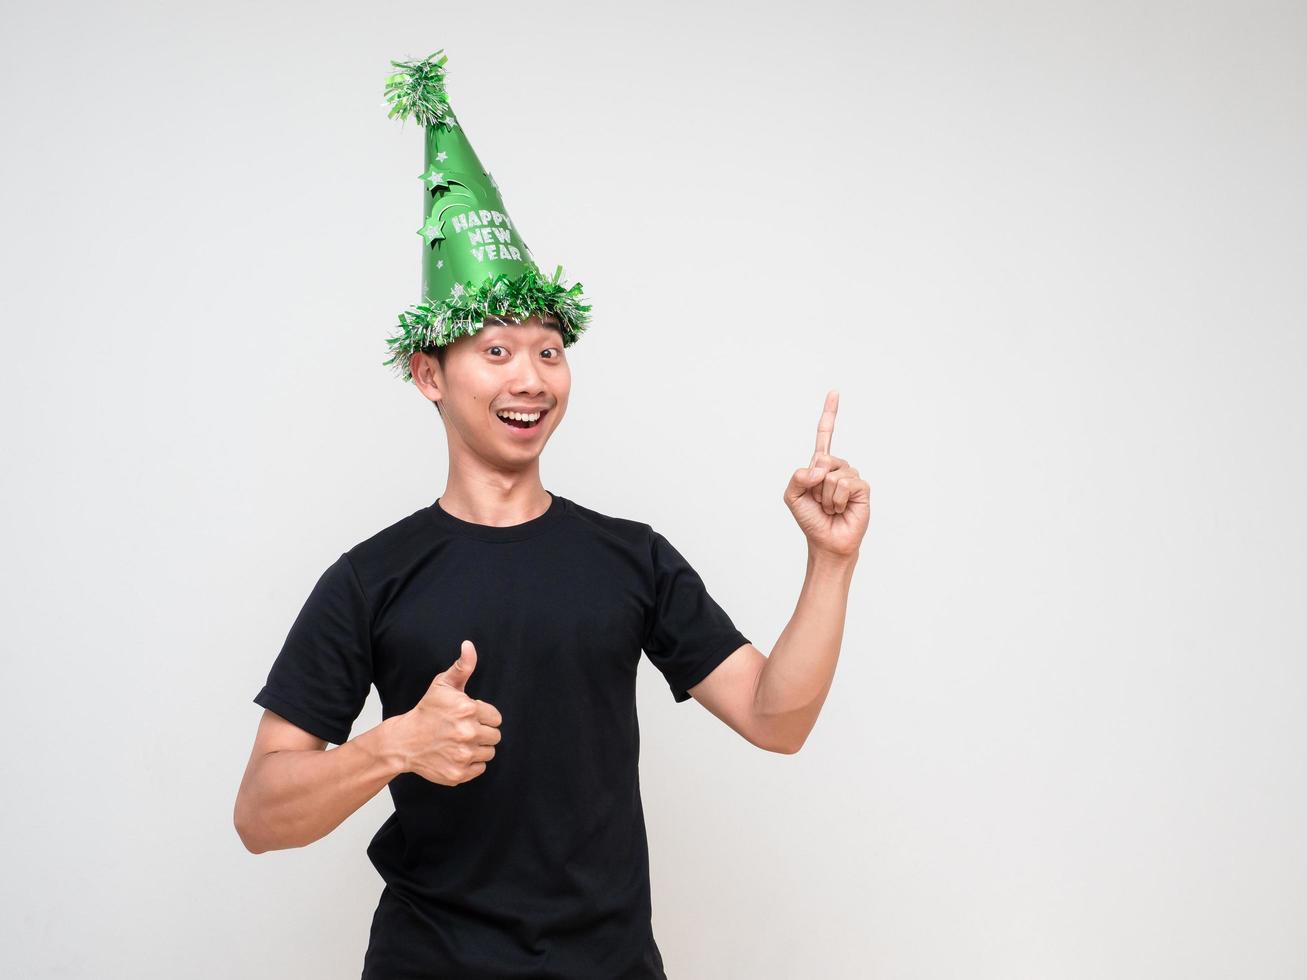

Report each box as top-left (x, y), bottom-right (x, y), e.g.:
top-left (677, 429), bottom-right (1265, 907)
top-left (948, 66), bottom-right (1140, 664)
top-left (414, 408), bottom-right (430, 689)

top-left (381, 50), bottom-right (592, 383)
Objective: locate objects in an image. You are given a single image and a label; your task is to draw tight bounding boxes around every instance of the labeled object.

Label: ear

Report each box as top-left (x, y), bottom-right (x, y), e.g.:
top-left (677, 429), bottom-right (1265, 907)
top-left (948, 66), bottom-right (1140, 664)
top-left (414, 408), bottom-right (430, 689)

top-left (410, 351), bottom-right (444, 408)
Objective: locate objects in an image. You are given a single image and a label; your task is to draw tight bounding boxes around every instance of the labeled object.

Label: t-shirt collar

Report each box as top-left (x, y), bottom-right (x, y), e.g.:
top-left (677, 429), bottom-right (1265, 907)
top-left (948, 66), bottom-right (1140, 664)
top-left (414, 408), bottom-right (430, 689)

top-left (428, 490), bottom-right (565, 543)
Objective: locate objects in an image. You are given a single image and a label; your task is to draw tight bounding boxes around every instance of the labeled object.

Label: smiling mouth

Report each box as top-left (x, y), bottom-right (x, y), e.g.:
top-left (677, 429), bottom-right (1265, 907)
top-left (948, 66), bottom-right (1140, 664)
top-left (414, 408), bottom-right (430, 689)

top-left (496, 409), bottom-right (548, 430)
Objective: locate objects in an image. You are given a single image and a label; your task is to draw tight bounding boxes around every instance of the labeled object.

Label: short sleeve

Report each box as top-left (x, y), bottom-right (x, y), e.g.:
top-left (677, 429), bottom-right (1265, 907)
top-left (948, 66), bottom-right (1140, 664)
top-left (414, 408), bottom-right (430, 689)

top-left (253, 553), bottom-right (374, 745)
top-left (642, 530), bottom-right (750, 704)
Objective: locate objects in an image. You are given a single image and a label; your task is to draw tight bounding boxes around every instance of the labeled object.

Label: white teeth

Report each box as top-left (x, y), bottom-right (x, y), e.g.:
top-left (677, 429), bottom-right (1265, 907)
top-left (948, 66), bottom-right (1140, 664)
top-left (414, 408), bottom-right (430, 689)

top-left (496, 410), bottom-right (541, 422)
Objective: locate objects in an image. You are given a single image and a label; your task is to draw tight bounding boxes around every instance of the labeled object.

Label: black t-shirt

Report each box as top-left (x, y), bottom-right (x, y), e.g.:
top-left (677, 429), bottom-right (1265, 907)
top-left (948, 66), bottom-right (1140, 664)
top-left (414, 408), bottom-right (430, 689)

top-left (252, 491), bottom-right (750, 979)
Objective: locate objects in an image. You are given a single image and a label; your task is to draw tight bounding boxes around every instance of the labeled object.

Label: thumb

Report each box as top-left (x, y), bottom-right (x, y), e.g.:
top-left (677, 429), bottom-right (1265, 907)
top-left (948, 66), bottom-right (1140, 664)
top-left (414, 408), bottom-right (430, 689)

top-left (784, 465), bottom-right (827, 505)
top-left (433, 640), bottom-right (477, 692)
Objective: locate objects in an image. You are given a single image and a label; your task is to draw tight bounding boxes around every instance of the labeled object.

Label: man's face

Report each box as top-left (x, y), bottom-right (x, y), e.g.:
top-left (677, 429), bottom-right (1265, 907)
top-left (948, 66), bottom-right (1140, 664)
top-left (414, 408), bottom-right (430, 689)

top-left (414, 316), bottom-right (571, 467)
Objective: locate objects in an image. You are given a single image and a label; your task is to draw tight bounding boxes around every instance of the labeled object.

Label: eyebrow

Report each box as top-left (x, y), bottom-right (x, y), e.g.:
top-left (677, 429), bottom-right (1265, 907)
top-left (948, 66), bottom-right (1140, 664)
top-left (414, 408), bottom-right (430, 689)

top-left (480, 325), bottom-right (563, 342)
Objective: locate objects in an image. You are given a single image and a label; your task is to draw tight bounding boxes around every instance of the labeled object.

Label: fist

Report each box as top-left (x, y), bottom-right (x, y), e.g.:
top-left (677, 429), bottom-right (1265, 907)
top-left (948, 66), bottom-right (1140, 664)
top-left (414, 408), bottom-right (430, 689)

top-left (393, 640), bottom-right (503, 787)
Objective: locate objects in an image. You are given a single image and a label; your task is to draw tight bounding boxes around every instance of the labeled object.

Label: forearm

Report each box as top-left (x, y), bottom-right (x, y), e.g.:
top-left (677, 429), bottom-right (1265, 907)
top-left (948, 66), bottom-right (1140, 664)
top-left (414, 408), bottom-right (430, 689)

top-left (236, 717), bottom-right (407, 853)
top-left (753, 548), bottom-right (858, 753)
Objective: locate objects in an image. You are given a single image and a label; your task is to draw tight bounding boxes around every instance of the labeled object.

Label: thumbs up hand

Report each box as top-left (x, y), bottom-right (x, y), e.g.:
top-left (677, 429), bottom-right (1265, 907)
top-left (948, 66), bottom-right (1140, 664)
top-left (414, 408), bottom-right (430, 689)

top-left (432, 638), bottom-right (480, 694)
top-left (391, 640), bottom-right (503, 787)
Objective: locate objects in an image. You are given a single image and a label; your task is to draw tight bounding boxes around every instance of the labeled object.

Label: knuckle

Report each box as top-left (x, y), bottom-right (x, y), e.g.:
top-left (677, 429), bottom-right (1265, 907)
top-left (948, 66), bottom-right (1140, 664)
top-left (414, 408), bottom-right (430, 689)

top-left (462, 762), bottom-right (486, 782)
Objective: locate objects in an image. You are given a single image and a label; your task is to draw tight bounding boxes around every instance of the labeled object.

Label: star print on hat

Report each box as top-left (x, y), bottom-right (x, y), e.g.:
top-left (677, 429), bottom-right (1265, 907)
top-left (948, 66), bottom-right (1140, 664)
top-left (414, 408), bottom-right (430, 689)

top-left (381, 50), bottom-right (592, 383)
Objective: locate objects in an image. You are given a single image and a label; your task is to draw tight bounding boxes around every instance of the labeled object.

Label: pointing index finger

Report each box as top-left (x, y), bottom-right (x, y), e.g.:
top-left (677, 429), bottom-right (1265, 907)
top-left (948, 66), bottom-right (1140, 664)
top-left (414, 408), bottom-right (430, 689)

top-left (813, 389), bottom-right (839, 460)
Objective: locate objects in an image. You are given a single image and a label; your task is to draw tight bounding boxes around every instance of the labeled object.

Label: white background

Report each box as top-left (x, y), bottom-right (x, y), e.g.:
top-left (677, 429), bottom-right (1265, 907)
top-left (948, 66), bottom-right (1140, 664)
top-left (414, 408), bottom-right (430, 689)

top-left (2, 0), bottom-right (1305, 977)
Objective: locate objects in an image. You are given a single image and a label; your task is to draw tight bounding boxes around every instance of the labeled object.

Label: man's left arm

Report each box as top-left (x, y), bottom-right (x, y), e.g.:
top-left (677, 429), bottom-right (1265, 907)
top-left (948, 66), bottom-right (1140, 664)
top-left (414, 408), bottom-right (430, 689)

top-left (688, 390), bottom-right (869, 754)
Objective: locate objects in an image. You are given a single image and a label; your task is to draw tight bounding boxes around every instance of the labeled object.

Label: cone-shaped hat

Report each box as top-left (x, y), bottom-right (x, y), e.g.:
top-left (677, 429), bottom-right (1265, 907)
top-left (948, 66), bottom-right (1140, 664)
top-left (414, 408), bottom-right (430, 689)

top-left (382, 51), bottom-right (591, 383)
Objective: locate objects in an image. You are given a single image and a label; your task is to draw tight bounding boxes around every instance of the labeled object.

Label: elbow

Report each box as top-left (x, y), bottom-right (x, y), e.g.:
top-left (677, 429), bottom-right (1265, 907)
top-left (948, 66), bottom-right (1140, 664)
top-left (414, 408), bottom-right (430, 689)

top-left (234, 803), bottom-right (313, 853)
top-left (233, 801), bottom-right (264, 854)
top-left (753, 729), bottom-right (804, 755)
top-left (237, 831), bottom-right (266, 855)
top-left (236, 826), bottom-right (267, 855)
top-left (233, 795), bottom-right (280, 855)
top-left (751, 715), bottom-right (808, 755)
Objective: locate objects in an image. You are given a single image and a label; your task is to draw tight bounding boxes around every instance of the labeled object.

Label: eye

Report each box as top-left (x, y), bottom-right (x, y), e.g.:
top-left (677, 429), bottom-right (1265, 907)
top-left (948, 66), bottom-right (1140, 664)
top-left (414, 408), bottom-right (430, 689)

top-left (487, 345), bottom-right (506, 357)
top-left (542, 348), bottom-right (562, 359)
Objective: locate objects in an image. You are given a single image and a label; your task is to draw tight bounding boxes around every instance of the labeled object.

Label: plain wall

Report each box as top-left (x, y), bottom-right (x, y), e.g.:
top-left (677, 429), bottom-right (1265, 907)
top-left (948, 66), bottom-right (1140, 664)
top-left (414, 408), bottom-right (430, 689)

top-left (2, 0), bottom-right (1304, 977)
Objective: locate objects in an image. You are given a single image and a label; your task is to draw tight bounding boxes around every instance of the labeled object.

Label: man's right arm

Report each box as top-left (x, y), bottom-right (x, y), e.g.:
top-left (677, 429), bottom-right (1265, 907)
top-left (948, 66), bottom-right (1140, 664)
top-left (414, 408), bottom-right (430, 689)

top-left (233, 709), bottom-right (407, 854)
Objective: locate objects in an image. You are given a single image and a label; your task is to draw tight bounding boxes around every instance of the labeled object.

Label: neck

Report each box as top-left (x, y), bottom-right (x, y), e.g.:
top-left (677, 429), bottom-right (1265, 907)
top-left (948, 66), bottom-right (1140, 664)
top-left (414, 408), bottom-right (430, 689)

top-left (438, 466), bottom-right (551, 527)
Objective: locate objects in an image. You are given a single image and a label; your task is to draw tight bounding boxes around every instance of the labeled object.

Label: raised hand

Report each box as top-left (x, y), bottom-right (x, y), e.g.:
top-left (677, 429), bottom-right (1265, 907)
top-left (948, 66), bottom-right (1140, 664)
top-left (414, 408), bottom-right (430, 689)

top-left (391, 640), bottom-right (503, 786)
top-left (782, 389), bottom-right (871, 559)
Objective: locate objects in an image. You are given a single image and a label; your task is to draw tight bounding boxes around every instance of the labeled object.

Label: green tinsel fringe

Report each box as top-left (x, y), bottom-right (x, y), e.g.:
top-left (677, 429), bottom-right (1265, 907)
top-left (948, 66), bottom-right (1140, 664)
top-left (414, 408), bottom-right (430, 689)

top-left (383, 265), bottom-right (593, 383)
top-left (384, 51), bottom-right (453, 128)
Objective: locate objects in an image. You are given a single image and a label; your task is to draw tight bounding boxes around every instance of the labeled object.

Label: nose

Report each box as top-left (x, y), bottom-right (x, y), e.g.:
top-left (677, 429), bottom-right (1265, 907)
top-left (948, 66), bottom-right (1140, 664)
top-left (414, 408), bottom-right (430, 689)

top-left (509, 353), bottom-right (547, 397)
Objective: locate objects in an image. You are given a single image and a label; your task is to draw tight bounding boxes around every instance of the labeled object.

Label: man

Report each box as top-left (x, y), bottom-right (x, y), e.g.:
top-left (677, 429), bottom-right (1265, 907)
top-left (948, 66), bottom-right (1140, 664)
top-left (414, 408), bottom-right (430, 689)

top-left (234, 51), bottom-right (869, 979)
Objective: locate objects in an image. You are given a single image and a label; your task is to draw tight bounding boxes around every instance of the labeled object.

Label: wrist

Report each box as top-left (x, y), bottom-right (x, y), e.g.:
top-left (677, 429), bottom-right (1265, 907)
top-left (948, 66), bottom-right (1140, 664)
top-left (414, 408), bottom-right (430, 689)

top-left (807, 545), bottom-right (859, 574)
top-left (367, 715), bottom-right (412, 778)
